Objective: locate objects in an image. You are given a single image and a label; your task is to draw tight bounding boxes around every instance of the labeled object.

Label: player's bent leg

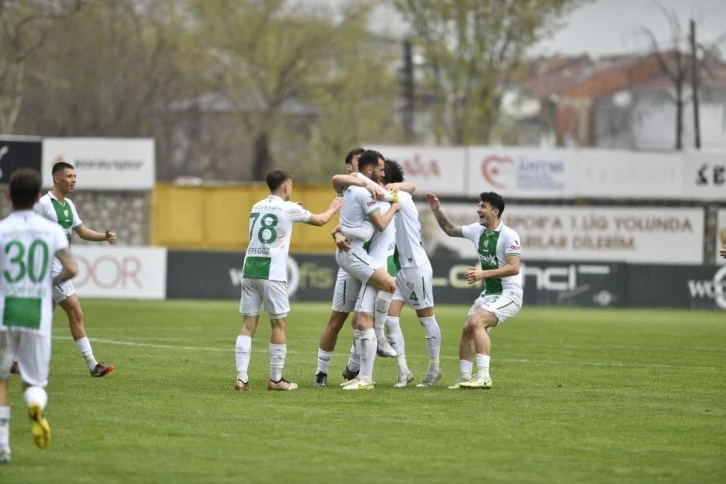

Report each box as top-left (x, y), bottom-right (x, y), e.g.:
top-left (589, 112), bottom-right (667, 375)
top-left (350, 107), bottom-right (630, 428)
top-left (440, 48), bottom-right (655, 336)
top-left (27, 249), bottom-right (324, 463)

top-left (58, 293), bottom-right (113, 377)
top-left (460, 309), bottom-right (498, 390)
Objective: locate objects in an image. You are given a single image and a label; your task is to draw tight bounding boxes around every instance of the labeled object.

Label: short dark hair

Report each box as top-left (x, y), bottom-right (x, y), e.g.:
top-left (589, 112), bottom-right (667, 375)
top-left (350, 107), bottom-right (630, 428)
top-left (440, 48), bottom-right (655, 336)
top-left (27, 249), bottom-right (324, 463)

top-left (9, 168), bottom-right (42, 209)
top-left (480, 191), bottom-right (505, 216)
top-left (358, 150), bottom-right (384, 173)
top-left (266, 168), bottom-right (291, 191)
top-left (384, 159), bottom-right (404, 184)
top-left (52, 161), bottom-right (74, 175)
top-left (345, 147), bottom-right (365, 165)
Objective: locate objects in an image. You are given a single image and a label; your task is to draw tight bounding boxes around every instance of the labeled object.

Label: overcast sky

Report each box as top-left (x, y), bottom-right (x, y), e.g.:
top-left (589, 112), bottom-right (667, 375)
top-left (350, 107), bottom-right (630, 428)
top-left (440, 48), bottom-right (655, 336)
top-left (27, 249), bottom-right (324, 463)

top-left (367, 0), bottom-right (726, 58)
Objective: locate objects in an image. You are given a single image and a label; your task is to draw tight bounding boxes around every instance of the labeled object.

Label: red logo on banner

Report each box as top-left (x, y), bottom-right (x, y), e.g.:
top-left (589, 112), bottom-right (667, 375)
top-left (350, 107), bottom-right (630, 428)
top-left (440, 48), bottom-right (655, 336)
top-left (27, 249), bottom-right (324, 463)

top-left (75, 255), bottom-right (142, 289)
top-left (402, 154), bottom-right (441, 178)
top-left (481, 155), bottom-right (514, 189)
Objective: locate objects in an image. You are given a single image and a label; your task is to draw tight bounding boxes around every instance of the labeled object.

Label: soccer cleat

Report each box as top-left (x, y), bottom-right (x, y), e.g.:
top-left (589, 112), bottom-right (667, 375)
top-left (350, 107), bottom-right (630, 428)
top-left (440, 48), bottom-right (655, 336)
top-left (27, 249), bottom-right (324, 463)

top-left (416, 371), bottom-right (442, 388)
top-left (341, 379), bottom-right (375, 390)
top-left (313, 372), bottom-right (328, 387)
top-left (341, 365), bottom-right (359, 381)
top-left (268, 378), bottom-right (298, 391)
top-left (447, 378), bottom-right (471, 389)
top-left (459, 376), bottom-right (493, 389)
top-left (90, 362), bottom-right (114, 377)
top-left (0, 447), bottom-right (10, 464)
top-left (10, 361), bottom-right (19, 375)
top-left (28, 404), bottom-right (50, 449)
top-left (393, 371), bottom-right (414, 388)
top-left (376, 338), bottom-right (397, 358)
top-left (234, 379), bottom-right (250, 391)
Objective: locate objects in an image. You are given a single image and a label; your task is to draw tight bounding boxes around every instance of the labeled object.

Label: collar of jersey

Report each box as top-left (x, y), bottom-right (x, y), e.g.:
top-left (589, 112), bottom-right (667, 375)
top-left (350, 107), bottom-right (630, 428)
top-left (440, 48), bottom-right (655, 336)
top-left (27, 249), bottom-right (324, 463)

top-left (47, 190), bottom-right (66, 204)
top-left (484, 220), bottom-right (504, 235)
top-left (267, 194), bottom-right (283, 201)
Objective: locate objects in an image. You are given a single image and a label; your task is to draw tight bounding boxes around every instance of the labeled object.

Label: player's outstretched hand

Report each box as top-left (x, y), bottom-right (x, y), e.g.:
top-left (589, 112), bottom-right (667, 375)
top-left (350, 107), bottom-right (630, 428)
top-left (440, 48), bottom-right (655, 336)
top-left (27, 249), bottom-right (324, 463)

top-left (425, 193), bottom-right (440, 211)
top-left (105, 229), bottom-right (117, 244)
top-left (330, 197), bottom-right (345, 212)
top-left (465, 266), bottom-right (484, 284)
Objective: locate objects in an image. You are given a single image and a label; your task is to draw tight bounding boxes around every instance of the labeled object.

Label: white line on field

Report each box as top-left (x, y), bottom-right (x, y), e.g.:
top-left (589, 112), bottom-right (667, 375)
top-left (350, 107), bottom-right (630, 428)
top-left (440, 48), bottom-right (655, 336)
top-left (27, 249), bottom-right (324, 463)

top-left (50, 336), bottom-right (723, 371)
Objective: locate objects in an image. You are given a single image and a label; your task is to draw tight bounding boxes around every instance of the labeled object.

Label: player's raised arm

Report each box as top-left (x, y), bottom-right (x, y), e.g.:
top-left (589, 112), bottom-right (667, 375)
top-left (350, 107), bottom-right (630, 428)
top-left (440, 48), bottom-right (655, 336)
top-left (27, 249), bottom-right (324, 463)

top-left (369, 201), bottom-right (400, 232)
top-left (333, 174), bottom-right (386, 201)
top-left (385, 181), bottom-right (416, 194)
top-left (75, 225), bottom-right (117, 244)
top-left (426, 193), bottom-right (462, 237)
top-left (307, 197), bottom-right (345, 226)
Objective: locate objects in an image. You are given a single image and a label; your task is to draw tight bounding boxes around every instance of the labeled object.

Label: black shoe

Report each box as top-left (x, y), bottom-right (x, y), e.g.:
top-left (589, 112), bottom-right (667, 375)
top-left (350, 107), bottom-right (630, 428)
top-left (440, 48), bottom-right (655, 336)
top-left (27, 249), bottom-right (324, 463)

top-left (341, 366), bottom-right (359, 381)
top-left (313, 372), bottom-right (328, 387)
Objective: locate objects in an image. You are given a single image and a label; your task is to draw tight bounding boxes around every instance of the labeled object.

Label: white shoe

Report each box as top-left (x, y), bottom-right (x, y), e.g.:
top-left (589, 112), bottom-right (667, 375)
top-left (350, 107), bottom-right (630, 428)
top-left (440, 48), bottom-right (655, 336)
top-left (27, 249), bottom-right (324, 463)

top-left (447, 377), bottom-right (471, 389)
top-left (416, 371), bottom-right (442, 388)
top-left (393, 371), bottom-right (414, 388)
top-left (342, 379), bottom-right (375, 390)
top-left (376, 338), bottom-right (397, 357)
top-left (0, 447), bottom-right (10, 464)
top-left (460, 376), bottom-right (492, 389)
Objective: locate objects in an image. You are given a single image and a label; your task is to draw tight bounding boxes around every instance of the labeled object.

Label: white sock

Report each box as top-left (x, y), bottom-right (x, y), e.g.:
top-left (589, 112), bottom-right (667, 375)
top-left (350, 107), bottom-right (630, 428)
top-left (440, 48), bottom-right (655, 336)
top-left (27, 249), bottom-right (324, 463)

top-left (316, 349), bottom-right (333, 375)
top-left (269, 343), bottom-right (287, 382)
top-left (419, 316), bottom-right (441, 373)
top-left (0, 406), bottom-right (9, 448)
top-left (235, 335), bottom-right (252, 382)
top-left (374, 292), bottom-right (393, 337)
top-left (386, 316), bottom-right (409, 374)
top-left (346, 342), bottom-right (360, 372)
top-left (476, 354), bottom-right (490, 380)
top-left (23, 386), bottom-right (48, 410)
top-left (75, 337), bottom-right (98, 371)
top-left (460, 359), bottom-right (473, 380)
top-left (357, 328), bottom-right (377, 382)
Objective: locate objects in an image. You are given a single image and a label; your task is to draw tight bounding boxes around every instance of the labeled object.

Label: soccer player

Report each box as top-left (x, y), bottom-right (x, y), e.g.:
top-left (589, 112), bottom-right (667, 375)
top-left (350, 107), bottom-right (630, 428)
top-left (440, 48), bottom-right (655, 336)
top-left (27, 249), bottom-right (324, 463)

top-left (0, 169), bottom-right (79, 463)
top-left (32, 160), bottom-right (115, 377)
top-left (426, 191), bottom-right (522, 389)
top-left (333, 150), bottom-right (399, 390)
top-left (382, 160), bottom-right (443, 388)
top-left (234, 169), bottom-right (344, 391)
top-left (314, 148), bottom-right (414, 387)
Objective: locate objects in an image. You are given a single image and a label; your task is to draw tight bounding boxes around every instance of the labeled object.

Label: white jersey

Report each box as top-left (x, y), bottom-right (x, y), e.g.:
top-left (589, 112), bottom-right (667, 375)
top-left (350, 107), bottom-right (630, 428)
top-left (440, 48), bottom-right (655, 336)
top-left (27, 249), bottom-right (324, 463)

top-left (366, 201), bottom-right (396, 275)
top-left (461, 220), bottom-right (523, 302)
top-left (394, 191), bottom-right (429, 268)
top-left (34, 192), bottom-right (82, 276)
top-left (339, 185), bottom-right (380, 247)
top-left (242, 195), bottom-right (312, 282)
top-left (0, 211), bottom-right (69, 336)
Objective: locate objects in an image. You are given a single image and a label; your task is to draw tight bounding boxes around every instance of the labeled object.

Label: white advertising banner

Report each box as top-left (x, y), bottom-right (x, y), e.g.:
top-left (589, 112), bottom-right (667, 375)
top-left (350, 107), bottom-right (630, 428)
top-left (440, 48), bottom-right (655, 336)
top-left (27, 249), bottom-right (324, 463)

top-left (42, 138), bottom-right (155, 190)
top-left (417, 203), bottom-right (704, 264)
top-left (71, 246), bottom-right (167, 299)
top-left (576, 150), bottom-right (683, 199)
top-left (367, 145), bottom-right (466, 196)
top-left (717, 208), bottom-right (726, 265)
top-left (466, 147), bottom-right (576, 198)
top-left (682, 152), bottom-right (726, 201)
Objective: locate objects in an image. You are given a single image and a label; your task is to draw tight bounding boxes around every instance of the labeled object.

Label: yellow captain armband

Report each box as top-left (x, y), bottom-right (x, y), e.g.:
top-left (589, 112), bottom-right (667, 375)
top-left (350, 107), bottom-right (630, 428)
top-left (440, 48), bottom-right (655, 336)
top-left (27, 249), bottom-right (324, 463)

top-left (389, 191), bottom-right (399, 203)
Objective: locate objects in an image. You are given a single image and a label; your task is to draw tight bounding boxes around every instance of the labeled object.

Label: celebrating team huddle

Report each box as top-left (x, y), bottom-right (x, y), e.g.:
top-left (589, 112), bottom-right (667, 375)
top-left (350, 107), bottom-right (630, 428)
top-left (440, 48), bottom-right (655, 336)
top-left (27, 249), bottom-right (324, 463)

top-left (234, 148), bottom-right (524, 391)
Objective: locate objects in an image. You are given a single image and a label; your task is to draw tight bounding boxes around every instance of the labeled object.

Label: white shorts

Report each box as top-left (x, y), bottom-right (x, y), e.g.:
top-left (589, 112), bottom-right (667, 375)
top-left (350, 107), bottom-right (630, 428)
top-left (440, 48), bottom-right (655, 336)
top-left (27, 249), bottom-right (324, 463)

top-left (0, 330), bottom-right (51, 387)
top-left (239, 279), bottom-right (289, 318)
top-left (354, 282), bottom-right (378, 316)
top-left (393, 264), bottom-right (434, 310)
top-left (467, 294), bottom-right (522, 324)
top-left (335, 247), bottom-right (381, 284)
top-left (53, 280), bottom-right (75, 304)
top-left (331, 268), bottom-right (361, 313)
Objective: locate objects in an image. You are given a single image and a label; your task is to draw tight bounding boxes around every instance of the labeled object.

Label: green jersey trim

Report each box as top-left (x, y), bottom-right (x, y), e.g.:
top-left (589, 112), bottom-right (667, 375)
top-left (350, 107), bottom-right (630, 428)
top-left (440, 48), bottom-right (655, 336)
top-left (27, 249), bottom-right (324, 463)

top-left (242, 256), bottom-right (271, 279)
top-left (3, 297), bottom-right (42, 329)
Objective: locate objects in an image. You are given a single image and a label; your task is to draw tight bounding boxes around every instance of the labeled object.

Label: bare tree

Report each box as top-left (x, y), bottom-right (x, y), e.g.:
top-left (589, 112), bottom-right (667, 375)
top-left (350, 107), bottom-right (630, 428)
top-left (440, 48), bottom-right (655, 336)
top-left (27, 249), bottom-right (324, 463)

top-left (0, 0), bottom-right (81, 133)
top-left (390, 0), bottom-right (591, 145)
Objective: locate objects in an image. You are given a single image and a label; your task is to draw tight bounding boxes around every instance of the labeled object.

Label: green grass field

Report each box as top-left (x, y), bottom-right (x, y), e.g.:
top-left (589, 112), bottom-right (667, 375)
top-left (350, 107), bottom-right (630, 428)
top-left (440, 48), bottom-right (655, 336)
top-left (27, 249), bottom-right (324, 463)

top-left (0, 300), bottom-right (724, 483)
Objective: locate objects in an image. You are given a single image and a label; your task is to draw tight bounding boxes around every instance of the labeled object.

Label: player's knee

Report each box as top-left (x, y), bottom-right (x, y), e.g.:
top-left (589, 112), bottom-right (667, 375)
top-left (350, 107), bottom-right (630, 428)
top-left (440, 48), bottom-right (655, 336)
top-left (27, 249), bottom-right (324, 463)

top-left (383, 277), bottom-right (396, 294)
